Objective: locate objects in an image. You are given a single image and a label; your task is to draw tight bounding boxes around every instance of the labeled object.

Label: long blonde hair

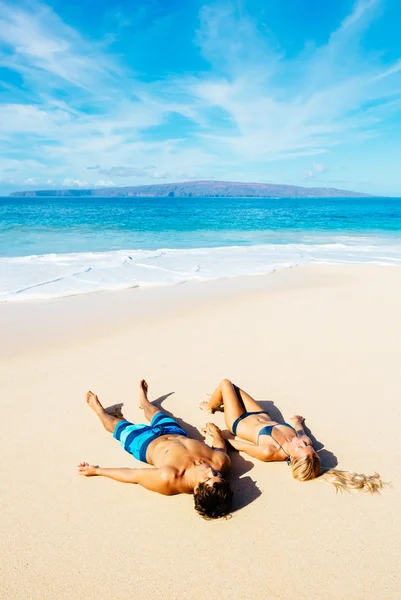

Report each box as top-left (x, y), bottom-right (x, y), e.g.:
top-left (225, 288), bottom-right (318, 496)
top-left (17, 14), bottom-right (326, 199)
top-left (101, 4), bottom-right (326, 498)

top-left (290, 454), bottom-right (386, 494)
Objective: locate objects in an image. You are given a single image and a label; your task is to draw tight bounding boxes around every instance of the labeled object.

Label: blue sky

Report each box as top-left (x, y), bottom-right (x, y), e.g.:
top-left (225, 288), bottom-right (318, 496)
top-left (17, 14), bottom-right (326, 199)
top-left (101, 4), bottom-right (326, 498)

top-left (0, 0), bottom-right (400, 195)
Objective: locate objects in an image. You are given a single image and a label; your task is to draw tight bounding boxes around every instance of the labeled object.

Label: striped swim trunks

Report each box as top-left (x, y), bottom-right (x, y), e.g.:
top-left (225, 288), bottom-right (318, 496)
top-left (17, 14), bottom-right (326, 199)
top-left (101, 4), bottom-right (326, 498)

top-left (113, 412), bottom-right (188, 463)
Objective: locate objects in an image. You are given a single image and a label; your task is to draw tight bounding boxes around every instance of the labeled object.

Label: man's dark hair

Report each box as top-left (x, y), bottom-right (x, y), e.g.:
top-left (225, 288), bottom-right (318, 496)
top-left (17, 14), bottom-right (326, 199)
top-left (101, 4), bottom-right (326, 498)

top-left (193, 480), bottom-right (233, 519)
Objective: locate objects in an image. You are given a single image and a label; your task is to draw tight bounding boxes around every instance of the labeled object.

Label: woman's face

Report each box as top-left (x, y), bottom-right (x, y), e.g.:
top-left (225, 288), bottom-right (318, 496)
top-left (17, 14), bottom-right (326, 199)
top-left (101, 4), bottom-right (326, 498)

top-left (290, 437), bottom-right (315, 460)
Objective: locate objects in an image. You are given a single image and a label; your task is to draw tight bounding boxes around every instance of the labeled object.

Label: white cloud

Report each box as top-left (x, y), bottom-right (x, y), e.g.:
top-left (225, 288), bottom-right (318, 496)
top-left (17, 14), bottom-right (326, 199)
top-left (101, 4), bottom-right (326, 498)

top-left (304, 161), bottom-right (327, 179)
top-left (184, 0), bottom-right (401, 166)
top-left (99, 166), bottom-right (151, 178)
top-left (312, 162), bottom-right (326, 173)
top-left (94, 179), bottom-right (115, 187)
top-left (338, 0), bottom-right (380, 32)
top-left (0, 0), bottom-right (400, 191)
top-left (372, 58), bottom-right (401, 82)
top-left (0, 0), bottom-right (121, 91)
top-left (98, 165), bottom-right (170, 179)
top-left (151, 170), bottom-right (169, 179)
top-left (62, 178), bottom-right (89, 188)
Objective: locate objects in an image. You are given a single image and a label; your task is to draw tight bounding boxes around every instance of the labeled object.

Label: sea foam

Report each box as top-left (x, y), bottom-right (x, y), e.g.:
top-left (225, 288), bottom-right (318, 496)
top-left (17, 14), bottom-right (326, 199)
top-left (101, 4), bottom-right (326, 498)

top-left (1, 241), bottom-right (401, 302)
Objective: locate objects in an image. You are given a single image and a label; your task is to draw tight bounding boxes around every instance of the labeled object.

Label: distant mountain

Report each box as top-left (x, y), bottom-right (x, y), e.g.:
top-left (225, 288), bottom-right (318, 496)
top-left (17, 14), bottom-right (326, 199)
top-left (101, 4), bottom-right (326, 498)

top-left (10, 180), bottom-right (370, 198)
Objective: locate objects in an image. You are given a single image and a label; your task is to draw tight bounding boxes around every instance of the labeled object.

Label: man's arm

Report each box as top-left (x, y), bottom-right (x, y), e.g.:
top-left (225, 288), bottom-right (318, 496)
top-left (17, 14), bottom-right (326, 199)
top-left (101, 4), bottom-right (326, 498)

top-left (201, 422), bottom-right (227, 451)
top-left (78, 462), bottom-right (178, 495)
top-left (201, 424), bottom-right (231, 473)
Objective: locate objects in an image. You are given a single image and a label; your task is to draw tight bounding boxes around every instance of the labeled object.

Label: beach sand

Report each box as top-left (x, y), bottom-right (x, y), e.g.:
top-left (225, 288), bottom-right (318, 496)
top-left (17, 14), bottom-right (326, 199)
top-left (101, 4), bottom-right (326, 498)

top-left (1, 265), bottom-right (400, 600)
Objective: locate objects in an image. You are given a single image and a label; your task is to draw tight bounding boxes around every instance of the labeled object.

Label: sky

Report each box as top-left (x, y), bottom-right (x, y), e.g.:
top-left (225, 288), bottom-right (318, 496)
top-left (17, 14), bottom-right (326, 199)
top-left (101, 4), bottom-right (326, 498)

top-left (0, 0), bottom-right (400, 196)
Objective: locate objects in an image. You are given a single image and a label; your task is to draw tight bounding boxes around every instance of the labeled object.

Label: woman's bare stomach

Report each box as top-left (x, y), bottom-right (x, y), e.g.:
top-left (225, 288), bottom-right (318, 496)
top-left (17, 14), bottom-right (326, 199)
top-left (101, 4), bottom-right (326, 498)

top-left (236, 414), bottom-right (278, 444)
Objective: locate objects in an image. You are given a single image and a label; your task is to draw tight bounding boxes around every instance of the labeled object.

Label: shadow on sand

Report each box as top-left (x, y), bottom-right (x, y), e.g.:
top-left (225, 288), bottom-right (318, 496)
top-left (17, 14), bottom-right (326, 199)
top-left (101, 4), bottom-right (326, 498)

top-left (302, 423), bottom-right (338, 471)
top-left (229, 453), bottom-right (262, 512)
top-left (215, 396), bottom-right (338, 474)
top-left (152, 393), bottom-right (262, 510)
top-left (105, 392), bottom-right (337, 509)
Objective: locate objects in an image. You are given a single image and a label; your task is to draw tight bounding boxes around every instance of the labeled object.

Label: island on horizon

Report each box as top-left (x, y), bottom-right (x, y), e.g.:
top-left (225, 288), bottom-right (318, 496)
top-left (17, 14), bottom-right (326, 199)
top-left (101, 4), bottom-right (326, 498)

top-left (10, 179), bottom-right (370, 198)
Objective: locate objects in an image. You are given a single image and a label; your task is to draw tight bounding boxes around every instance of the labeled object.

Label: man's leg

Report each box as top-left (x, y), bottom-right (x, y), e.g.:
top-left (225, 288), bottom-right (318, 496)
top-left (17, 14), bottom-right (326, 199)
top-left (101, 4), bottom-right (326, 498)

top-left (138, 379), bottom-right (163, 422)
top-left (86, 391), bottom-right (124, 432)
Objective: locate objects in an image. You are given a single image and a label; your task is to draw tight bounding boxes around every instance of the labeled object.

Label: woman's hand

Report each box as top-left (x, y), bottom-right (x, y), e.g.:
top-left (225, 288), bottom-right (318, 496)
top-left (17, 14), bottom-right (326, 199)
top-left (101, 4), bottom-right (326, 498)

top-left (289, 415), bottom-right (305, 426)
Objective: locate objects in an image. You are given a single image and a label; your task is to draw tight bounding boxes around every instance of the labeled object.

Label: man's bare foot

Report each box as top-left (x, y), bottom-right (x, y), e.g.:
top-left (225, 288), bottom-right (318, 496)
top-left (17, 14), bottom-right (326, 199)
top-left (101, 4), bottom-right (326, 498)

top-left (78, 462), bottom-right (98, 477)
top-left (139, 379), bottom-right (149, 408)
top-left (86, 391), bottom-right (103, 413)
top-left (199, 400), bottom-right (214, 414)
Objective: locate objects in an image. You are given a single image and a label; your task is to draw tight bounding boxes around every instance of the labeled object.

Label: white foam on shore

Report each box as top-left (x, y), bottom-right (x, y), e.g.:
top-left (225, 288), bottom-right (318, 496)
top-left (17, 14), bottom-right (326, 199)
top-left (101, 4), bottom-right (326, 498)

top-left (1, 242), bottom-right (401, 302)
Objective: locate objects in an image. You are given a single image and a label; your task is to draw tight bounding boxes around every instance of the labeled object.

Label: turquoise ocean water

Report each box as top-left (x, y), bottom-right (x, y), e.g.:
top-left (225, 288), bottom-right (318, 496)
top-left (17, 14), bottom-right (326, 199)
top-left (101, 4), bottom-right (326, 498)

top-left (1, 196), bottom-right (400, 302)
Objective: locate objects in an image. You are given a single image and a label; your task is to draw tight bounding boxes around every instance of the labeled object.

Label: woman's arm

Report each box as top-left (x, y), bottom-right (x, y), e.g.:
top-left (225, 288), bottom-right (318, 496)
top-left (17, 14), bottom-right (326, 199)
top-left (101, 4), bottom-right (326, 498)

top-left (224, 437), bottom-right (277, 462)
top-left (288, 415), bottom-right (314, 445)
top-left (288, 415), bottom-right (307, 436)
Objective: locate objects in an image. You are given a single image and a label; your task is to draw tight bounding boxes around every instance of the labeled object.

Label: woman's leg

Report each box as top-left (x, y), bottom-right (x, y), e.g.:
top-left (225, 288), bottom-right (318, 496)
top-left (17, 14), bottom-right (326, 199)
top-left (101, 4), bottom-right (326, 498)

top-left (233, 385), bottom-right (266, 413)
top-left (200, 379), bottom-right (266, 431)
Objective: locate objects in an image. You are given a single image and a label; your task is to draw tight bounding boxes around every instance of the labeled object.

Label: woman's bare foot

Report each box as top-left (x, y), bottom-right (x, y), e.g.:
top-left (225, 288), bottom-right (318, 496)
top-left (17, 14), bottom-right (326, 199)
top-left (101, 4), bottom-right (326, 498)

top-left (78, 462), bottom-right (98, 477)
top-left (139, 379), bottom-right (149, 408)
top-left (86, 391), bottom-right (103, 414)
top-left (199, 400), bottom-right (214, 414)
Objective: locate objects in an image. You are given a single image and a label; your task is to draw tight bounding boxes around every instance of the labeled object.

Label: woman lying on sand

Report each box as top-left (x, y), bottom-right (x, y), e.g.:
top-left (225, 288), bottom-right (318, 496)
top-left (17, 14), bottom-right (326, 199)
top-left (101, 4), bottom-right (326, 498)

top-left (200, 379), bottom-right (385, 493)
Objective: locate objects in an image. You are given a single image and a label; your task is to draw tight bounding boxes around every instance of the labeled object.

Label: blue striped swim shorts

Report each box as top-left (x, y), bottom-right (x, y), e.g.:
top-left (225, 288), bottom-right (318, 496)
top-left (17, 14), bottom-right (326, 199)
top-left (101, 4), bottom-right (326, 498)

top-left (113, 412), bottom-right (188, 463)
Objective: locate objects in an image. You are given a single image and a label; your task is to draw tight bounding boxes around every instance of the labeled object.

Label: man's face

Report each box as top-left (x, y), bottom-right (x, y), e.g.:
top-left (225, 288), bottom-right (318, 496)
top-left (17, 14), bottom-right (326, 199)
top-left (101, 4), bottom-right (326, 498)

top-left (196, 463), bottom-right (223, 487)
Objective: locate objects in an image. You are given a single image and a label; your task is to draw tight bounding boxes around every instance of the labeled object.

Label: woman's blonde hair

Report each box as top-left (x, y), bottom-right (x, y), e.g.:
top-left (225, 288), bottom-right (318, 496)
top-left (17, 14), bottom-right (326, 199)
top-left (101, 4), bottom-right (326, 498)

top-left (290, 453), bottom-right (386, 494)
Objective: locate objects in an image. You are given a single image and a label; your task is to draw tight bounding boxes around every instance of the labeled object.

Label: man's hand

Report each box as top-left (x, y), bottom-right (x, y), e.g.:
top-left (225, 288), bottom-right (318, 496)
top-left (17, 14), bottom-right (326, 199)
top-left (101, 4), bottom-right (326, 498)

top-left (201, 422), bottom-right (222, 438)
top-left (78, 462), bottom-right (98, 477)
top-left (201, 422), bottom-right (228, 454)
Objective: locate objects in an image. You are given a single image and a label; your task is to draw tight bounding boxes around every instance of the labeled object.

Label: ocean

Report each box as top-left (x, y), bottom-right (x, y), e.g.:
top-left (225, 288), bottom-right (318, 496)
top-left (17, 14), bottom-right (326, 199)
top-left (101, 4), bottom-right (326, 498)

top-left (1, 195), bottom-right (400, 302)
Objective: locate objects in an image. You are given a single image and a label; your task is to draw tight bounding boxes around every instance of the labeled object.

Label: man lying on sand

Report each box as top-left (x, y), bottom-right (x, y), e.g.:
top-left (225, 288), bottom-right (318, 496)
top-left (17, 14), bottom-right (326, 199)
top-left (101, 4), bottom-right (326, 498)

top-left (78, 380), bottom-right (232, 518)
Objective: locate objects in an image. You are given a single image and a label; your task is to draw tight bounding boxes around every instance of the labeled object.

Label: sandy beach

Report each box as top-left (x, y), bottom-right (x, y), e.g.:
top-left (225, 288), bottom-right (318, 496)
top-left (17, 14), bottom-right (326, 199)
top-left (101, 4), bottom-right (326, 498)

top-left (1, 265), bottom-right (400, 600)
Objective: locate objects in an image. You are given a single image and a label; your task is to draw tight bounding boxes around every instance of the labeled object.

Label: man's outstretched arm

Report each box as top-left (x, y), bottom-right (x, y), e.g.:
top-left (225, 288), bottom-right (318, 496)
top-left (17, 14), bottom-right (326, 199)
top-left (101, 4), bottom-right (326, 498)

top-left (78, 462), bottom-right (178, 495)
